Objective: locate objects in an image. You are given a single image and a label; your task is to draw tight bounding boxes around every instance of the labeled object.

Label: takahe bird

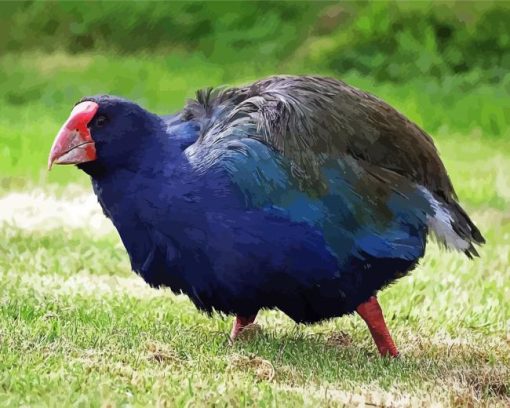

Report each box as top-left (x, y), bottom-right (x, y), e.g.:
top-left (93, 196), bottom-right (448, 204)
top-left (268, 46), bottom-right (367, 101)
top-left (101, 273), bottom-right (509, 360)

top-left (48, 76), bottom-right (484, 357)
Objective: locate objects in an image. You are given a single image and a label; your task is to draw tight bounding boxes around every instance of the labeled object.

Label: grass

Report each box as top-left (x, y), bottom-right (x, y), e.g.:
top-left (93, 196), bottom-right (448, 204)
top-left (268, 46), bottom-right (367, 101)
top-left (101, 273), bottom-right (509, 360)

top-left (1, 208), bottom-right (509, 406)
top-left (0, 51), bottom-right (509, 406)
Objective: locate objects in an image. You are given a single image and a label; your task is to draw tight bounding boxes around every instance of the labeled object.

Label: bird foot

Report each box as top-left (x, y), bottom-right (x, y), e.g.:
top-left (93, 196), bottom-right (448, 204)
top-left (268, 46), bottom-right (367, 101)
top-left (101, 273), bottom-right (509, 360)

top-left (356, 296), bottom-right (399, 357)
top-left (230, 314), bottom-right (258, 343)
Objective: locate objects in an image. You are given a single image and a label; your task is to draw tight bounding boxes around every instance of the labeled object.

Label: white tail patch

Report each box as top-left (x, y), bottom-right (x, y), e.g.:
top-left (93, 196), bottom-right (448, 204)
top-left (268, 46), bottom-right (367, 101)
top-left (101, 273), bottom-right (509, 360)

top-left (419, 187), bottom-right (470, 251)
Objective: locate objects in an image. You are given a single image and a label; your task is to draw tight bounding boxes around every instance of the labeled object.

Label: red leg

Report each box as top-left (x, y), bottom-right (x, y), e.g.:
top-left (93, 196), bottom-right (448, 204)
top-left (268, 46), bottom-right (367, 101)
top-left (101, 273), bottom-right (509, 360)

top-left (230, 313), bottom-right (257, 341)
top-left (356, 296), bottom-right (399, 357)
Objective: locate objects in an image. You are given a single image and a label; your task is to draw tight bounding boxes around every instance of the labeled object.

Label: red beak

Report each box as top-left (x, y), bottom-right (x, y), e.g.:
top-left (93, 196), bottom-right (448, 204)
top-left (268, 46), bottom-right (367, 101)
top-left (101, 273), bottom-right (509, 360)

top-left (48, 101), bottom-right (99, 170)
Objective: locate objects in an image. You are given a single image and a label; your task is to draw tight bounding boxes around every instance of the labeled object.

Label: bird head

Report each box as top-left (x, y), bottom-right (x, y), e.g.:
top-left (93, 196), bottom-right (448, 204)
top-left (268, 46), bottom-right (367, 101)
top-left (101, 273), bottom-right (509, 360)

top-left (48, 95), bottom-right (161, 174)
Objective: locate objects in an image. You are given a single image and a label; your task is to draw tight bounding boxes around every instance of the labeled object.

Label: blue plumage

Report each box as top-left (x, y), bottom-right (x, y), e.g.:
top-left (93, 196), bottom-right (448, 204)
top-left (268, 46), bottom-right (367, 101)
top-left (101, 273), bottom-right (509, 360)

top-left (80, 103), bottom-right (430, 323)
top-left (49, 76), bottom-right (484, 355)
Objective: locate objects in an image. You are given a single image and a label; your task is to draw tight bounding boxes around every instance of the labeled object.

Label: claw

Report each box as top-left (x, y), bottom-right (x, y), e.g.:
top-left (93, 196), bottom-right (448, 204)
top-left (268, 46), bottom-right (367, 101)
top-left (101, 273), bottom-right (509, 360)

top-left (230, 314), bottom-right (258, 342)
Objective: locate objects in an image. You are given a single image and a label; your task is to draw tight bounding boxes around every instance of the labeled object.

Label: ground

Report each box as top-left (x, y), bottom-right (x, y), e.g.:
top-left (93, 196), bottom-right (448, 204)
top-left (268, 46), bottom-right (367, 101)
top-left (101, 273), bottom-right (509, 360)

top-left (1, 136), bottom-right (508, 407)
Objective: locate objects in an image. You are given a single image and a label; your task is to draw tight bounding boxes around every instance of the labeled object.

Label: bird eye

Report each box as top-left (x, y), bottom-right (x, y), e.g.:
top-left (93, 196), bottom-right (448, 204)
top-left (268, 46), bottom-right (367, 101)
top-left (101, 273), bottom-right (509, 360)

top-left (94, 115), bottom-right (107, 128)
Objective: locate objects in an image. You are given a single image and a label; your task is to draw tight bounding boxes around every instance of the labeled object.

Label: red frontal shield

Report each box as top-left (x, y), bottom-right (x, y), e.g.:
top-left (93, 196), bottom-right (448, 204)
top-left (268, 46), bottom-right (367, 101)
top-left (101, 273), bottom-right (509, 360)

top-left (48, 101), bottom-right (99, 169)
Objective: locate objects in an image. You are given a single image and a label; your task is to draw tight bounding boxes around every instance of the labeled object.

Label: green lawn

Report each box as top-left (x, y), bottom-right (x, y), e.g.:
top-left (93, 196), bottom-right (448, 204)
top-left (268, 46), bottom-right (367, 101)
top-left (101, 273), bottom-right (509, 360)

top-left (0, 52), bottom-right (509, 407)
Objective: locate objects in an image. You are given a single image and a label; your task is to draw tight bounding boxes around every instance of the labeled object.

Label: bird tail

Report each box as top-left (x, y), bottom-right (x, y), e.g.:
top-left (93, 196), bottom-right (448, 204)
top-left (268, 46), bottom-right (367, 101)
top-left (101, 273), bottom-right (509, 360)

top-left (446, 201), bottom-right (485, 257)
top-left (425, 191), bottom-right (485, 258)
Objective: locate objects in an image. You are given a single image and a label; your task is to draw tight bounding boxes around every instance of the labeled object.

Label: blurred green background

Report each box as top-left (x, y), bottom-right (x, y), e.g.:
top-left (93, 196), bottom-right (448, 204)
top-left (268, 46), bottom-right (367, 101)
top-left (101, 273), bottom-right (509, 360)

top-left (0, 0), bottom-right (509, 189)
top-left (1, 3), bottom-right (510, 406)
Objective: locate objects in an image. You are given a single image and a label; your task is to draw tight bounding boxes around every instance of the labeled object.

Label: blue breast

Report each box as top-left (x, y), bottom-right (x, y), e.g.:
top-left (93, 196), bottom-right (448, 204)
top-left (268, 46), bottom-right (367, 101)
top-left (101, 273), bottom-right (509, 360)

top-left (94, 131), bottom-right (430, 323)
